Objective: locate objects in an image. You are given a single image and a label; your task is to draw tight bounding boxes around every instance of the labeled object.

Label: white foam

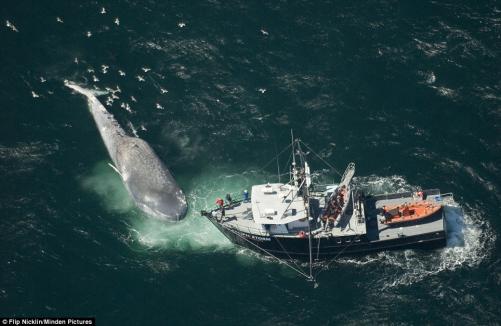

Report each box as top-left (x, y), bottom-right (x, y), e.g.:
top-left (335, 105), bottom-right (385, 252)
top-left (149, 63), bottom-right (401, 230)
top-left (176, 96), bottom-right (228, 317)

top-left (81, 161), bottom-right (134, 213)
top-left (83, 162), bottom-right (269, 253)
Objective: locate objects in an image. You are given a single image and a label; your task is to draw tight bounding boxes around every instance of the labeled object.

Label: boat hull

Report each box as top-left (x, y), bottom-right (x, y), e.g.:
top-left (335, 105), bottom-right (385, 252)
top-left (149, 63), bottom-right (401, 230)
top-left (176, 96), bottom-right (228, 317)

top-left (206, 214), bottom-right (447, 260)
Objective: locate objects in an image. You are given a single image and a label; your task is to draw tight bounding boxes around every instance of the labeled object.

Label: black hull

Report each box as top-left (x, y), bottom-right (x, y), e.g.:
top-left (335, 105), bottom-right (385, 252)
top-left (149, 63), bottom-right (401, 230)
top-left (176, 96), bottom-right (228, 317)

top-left (207, 216), bottom-right (447, 260)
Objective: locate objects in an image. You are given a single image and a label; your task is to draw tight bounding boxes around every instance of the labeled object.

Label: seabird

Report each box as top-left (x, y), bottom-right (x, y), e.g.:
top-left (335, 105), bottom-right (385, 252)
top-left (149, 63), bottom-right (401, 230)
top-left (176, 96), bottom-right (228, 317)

top-left (155, 103), bottom-right (164, 110)
top-left (86, 31), bottom-right (92, 38)
top-left (160, 88), bottom-right (168, 94)
top-left (56, 17), bottom-right (64, 23)
top-left (114, 18), bottom-right (120, 26)
top-left (258, 88), bottom-right (267, 94)
top-left (130, 96), bottom-right (137, 102)
top-left (31, 91), bottom-right (40, 98)
top-left (136, 75), bottom-right (145, 82)
top-left (100, 7), bottom-right (107, 14)
top-left (124, 103), bottom-right (132, 113)
top-left (260, 29), bottom-right (269, 36)
top-left (141, 67), bottom-right (151, 73)
top-left (177, 22), bottom-right (186, 28)
top-left (40, 77), bottom-right (46, 83)
top-left (128, 121), bottom-right (139, 137)
top-left (105, 97), bottom-right (113, 107)
top-left (101, 65), bottom-right (109, 74)
top-left (6, 20), bottom-right (19, 32)
top-left (92, 75), bottom-right (99, 82)
top-left (118, 70), bottom-right (126, 76)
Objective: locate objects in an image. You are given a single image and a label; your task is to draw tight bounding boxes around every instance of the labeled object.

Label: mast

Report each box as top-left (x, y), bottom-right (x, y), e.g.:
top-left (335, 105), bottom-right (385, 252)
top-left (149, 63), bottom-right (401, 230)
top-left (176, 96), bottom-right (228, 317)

top-left (296, 139), bottom-right (314, 281)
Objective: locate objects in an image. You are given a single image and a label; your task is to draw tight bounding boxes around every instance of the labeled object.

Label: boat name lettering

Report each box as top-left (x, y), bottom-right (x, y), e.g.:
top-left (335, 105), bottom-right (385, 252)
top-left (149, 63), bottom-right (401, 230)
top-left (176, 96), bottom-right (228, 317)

top-left (235, 231), bottom-right (271, 242)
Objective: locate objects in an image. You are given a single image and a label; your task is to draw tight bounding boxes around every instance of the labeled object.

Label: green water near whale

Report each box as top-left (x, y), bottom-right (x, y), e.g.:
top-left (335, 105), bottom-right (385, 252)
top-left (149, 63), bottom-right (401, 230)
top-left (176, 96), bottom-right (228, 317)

top-left (1, 0), bottom-right (500, 324)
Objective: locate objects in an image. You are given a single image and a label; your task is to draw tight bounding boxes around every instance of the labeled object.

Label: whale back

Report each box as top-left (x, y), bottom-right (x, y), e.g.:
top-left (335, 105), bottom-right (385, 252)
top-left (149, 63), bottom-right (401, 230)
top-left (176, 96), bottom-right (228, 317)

top-left (116, 137), bottom-right (187, 221)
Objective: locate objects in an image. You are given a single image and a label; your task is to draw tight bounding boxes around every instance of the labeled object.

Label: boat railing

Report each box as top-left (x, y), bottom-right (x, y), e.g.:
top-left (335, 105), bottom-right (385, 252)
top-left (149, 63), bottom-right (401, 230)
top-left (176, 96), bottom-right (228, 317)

top-left (210, 191), bottom-right (252, 210)
top-left (340, 162), bottom-right (356, 186)
top-left (436, 192), bottom-right (455, 204)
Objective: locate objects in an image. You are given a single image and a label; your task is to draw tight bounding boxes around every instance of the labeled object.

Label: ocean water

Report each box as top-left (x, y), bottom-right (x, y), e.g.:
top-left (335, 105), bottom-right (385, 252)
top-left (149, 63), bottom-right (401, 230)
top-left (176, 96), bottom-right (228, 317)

top-left (1, 1), bottom-right (500, 324)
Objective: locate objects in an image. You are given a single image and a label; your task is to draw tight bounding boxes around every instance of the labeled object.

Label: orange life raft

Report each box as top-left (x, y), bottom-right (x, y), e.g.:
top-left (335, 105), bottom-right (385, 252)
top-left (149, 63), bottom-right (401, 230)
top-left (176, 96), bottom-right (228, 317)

top-left (382, 201), bottom-right (442, 225)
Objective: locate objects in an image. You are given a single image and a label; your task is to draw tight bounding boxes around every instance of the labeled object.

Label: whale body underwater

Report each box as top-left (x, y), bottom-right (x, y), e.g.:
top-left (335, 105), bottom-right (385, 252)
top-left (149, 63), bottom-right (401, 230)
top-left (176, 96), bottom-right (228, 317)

top-left (66, 81), bottom-right (187, 221)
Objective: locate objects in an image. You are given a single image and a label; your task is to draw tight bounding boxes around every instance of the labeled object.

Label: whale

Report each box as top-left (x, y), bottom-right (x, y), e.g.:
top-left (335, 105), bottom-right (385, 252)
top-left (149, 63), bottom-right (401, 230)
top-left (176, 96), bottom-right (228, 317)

top-left (65, 81), bottom-right (187, 221)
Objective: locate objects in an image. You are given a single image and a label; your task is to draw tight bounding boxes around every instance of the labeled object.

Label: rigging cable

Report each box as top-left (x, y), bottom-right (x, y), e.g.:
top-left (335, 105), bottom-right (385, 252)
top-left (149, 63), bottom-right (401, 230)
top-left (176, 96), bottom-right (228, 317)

top-left (257, 143), bottom-right (292, 173)
top-left (222, 225), bottom-right (312, 281)
top-left (299, 140), bottom-right (343, 177)
top-left (313, 233), bottom-right (363, 280)
top-left (274, 235), bottom-right (310, 278)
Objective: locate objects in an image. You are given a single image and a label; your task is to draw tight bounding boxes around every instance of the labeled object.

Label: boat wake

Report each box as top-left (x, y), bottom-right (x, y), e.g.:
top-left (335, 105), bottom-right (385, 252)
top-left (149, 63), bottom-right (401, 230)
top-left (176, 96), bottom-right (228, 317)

top-left (337, 175), bottom-right (495, 289)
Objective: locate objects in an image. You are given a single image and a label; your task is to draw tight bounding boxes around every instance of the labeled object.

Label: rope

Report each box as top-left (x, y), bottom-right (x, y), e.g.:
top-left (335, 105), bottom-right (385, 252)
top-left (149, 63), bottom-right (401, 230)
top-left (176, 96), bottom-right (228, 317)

top-left (299, 140), bottom-right (343, 177)
top-left (222, 225), bottom-right (312, 280)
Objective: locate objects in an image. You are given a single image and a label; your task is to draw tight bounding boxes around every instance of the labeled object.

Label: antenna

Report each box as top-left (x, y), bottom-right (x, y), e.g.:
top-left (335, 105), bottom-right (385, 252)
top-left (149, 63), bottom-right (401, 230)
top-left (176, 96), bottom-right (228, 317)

top-left (291, 129), bottom-right (298, 189)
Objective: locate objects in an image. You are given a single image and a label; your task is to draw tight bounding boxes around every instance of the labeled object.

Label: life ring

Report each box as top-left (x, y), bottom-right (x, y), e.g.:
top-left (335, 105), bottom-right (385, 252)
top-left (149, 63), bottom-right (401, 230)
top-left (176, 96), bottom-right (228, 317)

top-left (298, 231), bottom-right (306, 238)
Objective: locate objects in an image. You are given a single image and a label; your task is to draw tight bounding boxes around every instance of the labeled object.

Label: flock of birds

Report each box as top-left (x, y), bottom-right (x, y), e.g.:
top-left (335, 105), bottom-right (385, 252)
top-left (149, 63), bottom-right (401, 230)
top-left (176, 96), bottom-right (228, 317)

top-left (4, 6), bottom-right (271, 130)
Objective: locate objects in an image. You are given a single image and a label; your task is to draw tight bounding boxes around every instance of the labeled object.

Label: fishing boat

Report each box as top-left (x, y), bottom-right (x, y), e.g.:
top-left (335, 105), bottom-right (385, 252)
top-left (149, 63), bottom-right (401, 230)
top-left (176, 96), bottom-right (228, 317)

top-left (201, 136), bottom-right (458, 281)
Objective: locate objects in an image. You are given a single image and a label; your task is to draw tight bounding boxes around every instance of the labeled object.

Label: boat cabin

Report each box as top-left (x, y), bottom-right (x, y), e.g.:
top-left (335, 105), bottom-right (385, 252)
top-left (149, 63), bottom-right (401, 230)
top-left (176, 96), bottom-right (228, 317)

top-left (251, 183), bottom-right (310, 234)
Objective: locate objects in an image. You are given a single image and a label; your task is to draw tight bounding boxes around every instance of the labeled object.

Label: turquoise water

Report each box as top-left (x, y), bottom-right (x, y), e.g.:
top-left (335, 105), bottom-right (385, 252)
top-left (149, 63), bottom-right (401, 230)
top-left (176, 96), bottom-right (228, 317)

top-left (1, 1), bottom-right (500, 324)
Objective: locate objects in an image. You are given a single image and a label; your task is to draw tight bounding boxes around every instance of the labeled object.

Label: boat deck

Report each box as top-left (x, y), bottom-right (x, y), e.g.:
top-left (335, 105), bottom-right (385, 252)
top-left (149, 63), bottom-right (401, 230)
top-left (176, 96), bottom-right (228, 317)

top-left (211, 189), bottom-right (451, 242)
top-left (365, 190), bottom-right (450, 242)
top-left (220, 201), bottom-right (268, 236)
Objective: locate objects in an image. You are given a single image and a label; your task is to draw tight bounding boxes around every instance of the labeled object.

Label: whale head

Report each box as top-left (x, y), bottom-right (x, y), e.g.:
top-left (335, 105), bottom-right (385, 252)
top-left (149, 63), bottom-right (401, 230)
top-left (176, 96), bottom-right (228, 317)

top-left (135, 189), bottom-right (188, 221)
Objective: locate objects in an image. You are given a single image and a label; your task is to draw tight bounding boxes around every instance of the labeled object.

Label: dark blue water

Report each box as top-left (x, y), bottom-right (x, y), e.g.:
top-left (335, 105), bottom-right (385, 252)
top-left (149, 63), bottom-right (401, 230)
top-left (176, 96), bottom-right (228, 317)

top-left (1, 1), bottom-right (500, 324)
